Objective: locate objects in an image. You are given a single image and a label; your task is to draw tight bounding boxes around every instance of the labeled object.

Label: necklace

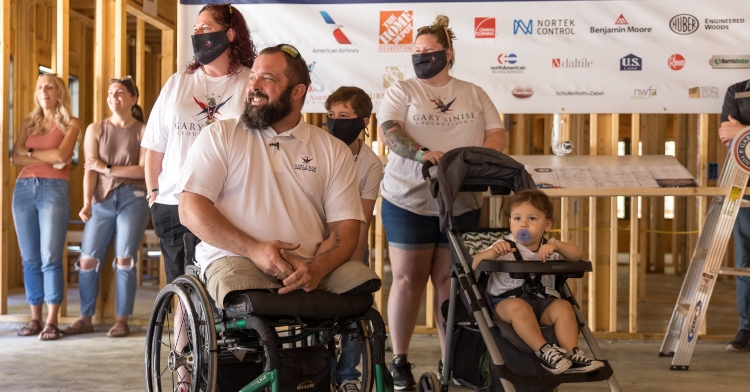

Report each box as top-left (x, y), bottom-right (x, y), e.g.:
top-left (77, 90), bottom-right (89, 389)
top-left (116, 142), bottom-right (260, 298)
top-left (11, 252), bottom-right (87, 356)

top-left (354, 139), bottom-right (362, 162)
top-left (203, 69), bottom-right (232, 126)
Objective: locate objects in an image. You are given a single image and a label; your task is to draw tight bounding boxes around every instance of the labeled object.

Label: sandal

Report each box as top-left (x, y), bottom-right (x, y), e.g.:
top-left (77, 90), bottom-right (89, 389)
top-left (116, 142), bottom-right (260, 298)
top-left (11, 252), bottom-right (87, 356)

top-left (107, 322), bottom-right (130, 338)
top-left (38, 323), bottom-right (61, 341)
top-left (17, 319), bottom-right (42, 336)
top-left (61, 319), bottom-right (95, 335)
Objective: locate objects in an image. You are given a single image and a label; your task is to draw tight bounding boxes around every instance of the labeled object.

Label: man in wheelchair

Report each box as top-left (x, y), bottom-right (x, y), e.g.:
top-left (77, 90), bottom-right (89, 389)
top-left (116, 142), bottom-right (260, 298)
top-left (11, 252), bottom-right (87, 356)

top-left (472, 190), bottom-right (604, 375)
top-left (176, 44), bottom-right (379, 306)
top-left (156, 44), bottom-right (383, 392)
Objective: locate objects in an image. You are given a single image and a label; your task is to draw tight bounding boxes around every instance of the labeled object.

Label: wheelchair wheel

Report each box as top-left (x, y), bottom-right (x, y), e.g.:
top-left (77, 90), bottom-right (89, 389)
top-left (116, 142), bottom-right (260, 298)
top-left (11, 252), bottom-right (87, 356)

top-left (334, 318), bottom-right (375, 392)
top-left (145, 280), bottom-right (217, 392)
top-left (417, 372), bottom-right (441, 392)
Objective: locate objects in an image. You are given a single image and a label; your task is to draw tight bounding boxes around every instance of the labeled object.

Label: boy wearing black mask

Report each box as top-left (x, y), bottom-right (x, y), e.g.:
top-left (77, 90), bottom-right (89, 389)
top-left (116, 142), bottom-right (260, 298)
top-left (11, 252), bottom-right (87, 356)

top-left (325, 87), bottom-right (383, 392)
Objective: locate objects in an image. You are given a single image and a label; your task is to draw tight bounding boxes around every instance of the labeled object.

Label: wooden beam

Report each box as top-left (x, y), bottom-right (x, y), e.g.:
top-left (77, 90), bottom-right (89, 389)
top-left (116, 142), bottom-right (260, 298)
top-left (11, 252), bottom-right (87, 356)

top-left (126, 0), bottom-right (175, 31)
top-left (161, 27), bottom-right (175, 86)
top-left (136, 18), bottom-right (145, 108)
top-left (629, 113), bottom-right (641, 332)
top-left (0, 0), bottom-right (10, 315)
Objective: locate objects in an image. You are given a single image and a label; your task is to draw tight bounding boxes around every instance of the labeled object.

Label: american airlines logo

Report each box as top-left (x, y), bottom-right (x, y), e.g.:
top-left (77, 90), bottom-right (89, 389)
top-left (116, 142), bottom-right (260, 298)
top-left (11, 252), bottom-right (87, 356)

top-left (319, 11), bottom-right (351, 44)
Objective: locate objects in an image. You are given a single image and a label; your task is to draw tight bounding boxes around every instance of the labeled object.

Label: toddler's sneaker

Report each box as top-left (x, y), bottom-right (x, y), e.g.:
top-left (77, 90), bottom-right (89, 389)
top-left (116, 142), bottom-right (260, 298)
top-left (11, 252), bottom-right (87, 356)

top-left (339, 380), bottom-right (360, 392)
top-left (536, 343), bottom-right (572, 374)
top-left (565, 347), bottom-right (605, 373)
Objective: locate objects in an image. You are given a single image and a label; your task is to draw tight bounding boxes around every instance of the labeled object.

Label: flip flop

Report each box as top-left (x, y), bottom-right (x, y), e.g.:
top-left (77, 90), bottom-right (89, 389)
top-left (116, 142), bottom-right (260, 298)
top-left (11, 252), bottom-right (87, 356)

top-left (107, 322), bottom-right (130, 338)
top-left (61, 319), bottom-right (95, 335)
top-left (38, 323), bottom-right (60, 341)
top-left (17, 319), bottom-right (42, 336)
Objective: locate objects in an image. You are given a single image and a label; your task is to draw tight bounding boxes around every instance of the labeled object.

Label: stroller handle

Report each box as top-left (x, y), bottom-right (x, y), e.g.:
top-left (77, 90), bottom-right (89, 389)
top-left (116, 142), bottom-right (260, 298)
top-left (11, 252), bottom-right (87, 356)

top-left (422, 160), bottom-right (435, 182)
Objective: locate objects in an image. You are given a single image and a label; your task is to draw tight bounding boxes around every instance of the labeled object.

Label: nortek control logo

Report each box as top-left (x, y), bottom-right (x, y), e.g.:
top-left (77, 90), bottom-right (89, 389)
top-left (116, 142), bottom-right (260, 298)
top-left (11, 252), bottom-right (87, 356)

top-left (620, 54), bottom-right (642, 71)
top-left (491, 54), bottom-right (526, 74)
top-left (514, 18), bottom-right (575, 35)
top-left (552, 58), bottom-right (593, 68)
top-left (668, 54), bottom-right (685, 70)
top-left (475, 17), bottom-right (496, 38)
top-left (670, 14), bottom-right (699, 35)
top-left (379, 11), bottom-right (413, 52)
top-left (591, 14), bottom-right (653, 35)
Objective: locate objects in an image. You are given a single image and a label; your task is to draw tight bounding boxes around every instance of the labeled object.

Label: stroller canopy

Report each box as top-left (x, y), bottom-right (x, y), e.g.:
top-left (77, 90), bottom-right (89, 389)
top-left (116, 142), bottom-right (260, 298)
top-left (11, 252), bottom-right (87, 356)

top-left (436, 147), bottom-right (536, 233)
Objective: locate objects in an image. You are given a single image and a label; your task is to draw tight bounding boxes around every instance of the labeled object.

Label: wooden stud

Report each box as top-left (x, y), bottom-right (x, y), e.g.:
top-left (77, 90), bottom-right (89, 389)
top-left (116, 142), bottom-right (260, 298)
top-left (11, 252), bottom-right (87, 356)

top-left (629, 113), bottom-right (641, 332)
top-left (0, 0), bottom-right (10, 315)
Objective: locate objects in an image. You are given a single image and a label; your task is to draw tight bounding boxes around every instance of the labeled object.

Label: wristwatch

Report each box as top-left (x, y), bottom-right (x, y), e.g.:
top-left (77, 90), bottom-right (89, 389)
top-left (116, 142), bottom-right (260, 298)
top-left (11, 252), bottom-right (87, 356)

top-left (106, 164), bottom-right (112, 175)
top-left (416, 147), bottom-right (430, 162)
top-left (26, 148), bottom-right (34, 158)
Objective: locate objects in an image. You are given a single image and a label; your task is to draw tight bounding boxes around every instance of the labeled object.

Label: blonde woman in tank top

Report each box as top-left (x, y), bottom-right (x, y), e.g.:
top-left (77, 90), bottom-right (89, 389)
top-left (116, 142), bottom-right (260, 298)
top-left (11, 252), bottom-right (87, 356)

top-left (61, 77), bottom-right (149, 338)
top-left (12, 74), bottom-right (81, 341)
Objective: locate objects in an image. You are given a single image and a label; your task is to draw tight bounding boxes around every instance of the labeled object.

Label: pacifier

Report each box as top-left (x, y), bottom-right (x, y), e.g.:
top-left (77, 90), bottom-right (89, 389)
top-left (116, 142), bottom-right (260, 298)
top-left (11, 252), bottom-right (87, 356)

top-left (516, 229), bottom-right (531, 243)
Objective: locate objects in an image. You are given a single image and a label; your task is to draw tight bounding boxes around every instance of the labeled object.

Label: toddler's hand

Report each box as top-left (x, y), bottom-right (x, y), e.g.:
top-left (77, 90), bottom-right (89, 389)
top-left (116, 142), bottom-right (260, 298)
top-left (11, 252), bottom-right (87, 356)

top-left (490, 239), bottom-right (516, 256)
top-left (537, 243), bottom-right (558, 262)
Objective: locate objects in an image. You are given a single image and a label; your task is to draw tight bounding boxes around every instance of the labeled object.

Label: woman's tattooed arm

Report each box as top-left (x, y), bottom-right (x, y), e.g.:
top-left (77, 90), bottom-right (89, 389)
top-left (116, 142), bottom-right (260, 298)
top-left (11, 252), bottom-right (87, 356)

top-left (380, 120), bottom-right (421, 160)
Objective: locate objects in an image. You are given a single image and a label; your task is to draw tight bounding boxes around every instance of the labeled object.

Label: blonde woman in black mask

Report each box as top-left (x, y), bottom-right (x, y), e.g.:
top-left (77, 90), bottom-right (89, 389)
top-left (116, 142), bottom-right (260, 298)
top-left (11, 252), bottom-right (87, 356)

top-left (376, 15), bottom-right (507, 390)
top-left (140, 4), bottom-right (255, 391)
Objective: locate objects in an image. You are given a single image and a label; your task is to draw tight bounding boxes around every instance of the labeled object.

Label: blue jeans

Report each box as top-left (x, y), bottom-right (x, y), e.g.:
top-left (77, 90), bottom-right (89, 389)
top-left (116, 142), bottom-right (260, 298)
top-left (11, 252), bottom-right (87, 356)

top-left (78, 184), bottom-right (149, 317)
top-left (12, 178), bottom-right (71, 305)
top-left (734, 202), bottom-right (750, 331)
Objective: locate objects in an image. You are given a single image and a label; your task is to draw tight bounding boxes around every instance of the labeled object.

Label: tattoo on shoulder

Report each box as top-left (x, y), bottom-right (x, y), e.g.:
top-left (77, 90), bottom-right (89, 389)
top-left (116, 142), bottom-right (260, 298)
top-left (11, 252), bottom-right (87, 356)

top-left (381, 120), bottom-right (419, 160)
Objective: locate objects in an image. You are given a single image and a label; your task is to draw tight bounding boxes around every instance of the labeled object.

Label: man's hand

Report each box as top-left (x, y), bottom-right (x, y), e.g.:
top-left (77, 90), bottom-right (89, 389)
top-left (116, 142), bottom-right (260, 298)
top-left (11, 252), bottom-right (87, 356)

top-left (247, 241), bottom-right (299, 280)
top-left (278, 251), bottom-right (324, 294)
top-left (719, 115), bottom-right (747, 147)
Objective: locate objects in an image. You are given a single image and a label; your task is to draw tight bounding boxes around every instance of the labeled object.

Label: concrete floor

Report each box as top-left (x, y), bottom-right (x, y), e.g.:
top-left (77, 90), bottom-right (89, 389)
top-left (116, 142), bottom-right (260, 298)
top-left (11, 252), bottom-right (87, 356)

top-left (1, 263), bottom-right (748, 391)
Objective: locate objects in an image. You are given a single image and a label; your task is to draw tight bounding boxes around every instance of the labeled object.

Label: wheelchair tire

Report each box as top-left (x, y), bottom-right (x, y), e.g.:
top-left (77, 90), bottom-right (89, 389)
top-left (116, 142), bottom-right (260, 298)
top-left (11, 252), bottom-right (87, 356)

top-left (145, 280), bottom-right (217, 392)
top-left (417, 372), bottom-right (441, 392)
top-left (334, 317), bottom-right (375, 392)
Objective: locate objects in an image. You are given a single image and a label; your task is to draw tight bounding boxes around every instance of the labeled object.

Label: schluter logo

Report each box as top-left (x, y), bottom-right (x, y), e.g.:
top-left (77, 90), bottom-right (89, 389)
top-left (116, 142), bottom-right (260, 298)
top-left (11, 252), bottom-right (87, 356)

top-left (379, 10), bottom-right (413, 52)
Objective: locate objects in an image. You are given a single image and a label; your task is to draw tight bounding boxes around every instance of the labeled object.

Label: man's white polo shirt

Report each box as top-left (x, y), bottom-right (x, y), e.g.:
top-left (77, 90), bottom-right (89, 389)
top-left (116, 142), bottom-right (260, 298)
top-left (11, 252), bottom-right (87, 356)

top-left (175, 116), bottom-right (364, 272)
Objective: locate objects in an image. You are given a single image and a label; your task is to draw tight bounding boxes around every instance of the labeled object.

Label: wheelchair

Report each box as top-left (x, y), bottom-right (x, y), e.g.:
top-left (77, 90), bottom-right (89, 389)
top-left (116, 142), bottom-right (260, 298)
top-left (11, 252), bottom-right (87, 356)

top-left (145, 234), bottom-right (393, 392)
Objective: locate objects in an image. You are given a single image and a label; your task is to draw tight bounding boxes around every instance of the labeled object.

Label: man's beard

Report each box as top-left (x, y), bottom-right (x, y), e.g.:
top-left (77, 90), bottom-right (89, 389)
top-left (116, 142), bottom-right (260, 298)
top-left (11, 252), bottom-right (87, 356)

top-left (242, 85), bottom-right (295, 130)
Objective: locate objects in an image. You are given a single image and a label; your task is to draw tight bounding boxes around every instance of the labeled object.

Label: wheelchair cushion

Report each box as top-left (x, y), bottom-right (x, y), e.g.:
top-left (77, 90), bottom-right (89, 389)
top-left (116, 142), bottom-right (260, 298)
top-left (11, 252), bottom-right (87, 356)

top-left (224, 289), bottom-right (374, 321)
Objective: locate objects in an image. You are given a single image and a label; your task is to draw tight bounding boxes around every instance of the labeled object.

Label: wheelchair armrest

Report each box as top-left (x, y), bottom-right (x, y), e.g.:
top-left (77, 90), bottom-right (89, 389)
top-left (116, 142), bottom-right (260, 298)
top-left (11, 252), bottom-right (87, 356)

top-left (477, 259), bottom-right (592, 279)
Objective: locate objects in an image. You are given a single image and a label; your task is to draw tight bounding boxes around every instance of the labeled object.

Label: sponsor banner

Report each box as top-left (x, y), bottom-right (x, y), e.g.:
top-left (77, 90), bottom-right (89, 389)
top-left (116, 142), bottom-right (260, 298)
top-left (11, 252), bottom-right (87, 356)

top-left (178, 0), bottom-right (748, 113)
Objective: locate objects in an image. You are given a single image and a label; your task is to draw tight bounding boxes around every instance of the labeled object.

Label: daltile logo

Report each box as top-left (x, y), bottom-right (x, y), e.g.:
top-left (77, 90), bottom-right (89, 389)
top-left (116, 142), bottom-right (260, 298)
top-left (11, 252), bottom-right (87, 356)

top-left (670, 14), bottom-right (699, 35)
top-left (620, 54), bottom-right (642, 71)
top-left (383, 66), bottom-right (405, 88)
top-left (475, 17), bottom-right (496, 38)
top-left (709, 55), bottom-right (750, 69)
top-left (379, 11), bottom-right (413, 52)
top-left (668, 54), bottom-right (685, 70)
top-left (552, 58), bottom-right (593, 68)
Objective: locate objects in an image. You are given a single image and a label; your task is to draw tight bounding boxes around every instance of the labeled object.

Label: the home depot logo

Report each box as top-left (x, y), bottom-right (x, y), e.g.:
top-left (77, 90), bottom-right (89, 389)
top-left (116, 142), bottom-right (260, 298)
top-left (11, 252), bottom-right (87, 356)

top-left (475, 17), bottom-right (496, 38)
top-left (379, 11), bottom-right (413, 52)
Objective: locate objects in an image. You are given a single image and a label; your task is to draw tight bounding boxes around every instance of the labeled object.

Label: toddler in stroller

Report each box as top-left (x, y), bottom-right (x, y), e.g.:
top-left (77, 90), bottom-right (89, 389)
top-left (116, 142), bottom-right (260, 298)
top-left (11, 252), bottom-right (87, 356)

top-left (472, 189), bottom-right (604, 375)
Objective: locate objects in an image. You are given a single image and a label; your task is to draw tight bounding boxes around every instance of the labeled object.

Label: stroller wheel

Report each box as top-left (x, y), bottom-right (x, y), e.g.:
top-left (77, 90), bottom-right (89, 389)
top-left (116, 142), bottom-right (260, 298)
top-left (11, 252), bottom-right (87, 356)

top-left (417, 372), bottom-right (441, 392)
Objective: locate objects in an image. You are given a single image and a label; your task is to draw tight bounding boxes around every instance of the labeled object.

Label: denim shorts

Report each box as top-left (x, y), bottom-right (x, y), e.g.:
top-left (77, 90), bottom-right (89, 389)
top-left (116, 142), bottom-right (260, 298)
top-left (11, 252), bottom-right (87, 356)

top-left (381, 198), bottom-right (480, 250)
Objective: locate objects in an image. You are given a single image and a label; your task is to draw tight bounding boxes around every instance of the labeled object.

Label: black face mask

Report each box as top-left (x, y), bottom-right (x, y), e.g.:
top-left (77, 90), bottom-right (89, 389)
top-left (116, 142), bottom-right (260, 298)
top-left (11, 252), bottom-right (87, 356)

top-left (412, 50), bottom-right (448, 80)
top-left (192, 31), bottom-right (230, 66)
top-left (327, 117), bottom-right (365, 145)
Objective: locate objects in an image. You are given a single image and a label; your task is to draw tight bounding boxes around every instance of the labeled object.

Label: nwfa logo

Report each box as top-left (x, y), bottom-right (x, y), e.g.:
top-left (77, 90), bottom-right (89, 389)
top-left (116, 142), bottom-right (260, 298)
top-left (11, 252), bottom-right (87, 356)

top-left (620, 54), bottom-right (642, 71)
top-left (514, 19), bottom-right (533, 35)
top-left (670, 14), bottom-right (699, 34)
top-left (631, 86), bottom-right (657, 99)
top-left (475, 17), bottom-right (495, 38)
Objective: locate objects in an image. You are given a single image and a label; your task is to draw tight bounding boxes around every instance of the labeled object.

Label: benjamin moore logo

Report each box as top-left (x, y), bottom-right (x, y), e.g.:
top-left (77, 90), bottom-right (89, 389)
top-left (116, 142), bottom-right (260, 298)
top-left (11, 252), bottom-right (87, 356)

top-left (383, 66), bottom-right (405, 88)
top-left (319, 11), bottom-right (351, 44)
top-left (670, 14), bottom-right (699, 34)
top-left (631, 86), bottom-right (657, 99)
top-left (668, 54), bottom-right (685, 70)
top-left (379, 11), bottom-right (413, 52)
top-left (475, 17), bottom-right (495, 38)
top-left (591, 14), bottom-right (653, 35)
top-left (513, 19), bottom-right (533, 35)
top-left (620, 54), bottom-right (642, 71)
top-left (552, 58), bottom-right (593, 68)
top-left (709, 55), bottom-right (750, 69)
top-left (491, 54), bottom-right (525, 74)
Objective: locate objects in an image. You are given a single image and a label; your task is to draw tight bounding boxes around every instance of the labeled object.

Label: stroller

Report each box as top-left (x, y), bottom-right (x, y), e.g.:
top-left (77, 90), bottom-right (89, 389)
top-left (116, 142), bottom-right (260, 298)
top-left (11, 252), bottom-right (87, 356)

top-left (417, 147), bottom-right (621, 392)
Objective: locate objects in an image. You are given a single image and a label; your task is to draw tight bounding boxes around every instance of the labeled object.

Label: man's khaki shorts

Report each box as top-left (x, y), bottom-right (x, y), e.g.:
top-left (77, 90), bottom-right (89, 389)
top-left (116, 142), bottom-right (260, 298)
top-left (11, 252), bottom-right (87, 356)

top-left (204, 255), bottom-right (381, 308)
